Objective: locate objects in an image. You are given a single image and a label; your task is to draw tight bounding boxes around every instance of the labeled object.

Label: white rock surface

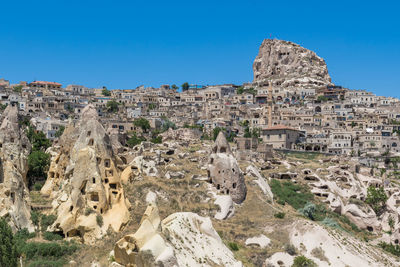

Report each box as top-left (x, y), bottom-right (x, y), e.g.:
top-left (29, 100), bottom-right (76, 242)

top-left (245, 234), bottom-right (271, 248)
top-left (246, 165), bottom-right (273, 200)
top-left (161, 212), bottom-right (243, 267)
top-left (214, 195), bottom-right (234, 220)
top-left (265, 252), bottom-right (294, 267)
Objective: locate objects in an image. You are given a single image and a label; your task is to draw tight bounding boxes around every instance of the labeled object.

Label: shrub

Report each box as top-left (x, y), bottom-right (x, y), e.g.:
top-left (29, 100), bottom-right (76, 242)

top-left (0, 218), bottom-right (18, 267)
top-left (33, 182), bottom-right (44, 191)
top-left (151, 135), bottom-right (162, 144)
top-left (27, 259), bottom-right (67, 267)
top-left (20, 242), bottom-right (78, 260)
top-left (43, 232), bottom-right (63, 241)
top-left (365, 186), bottom-right (388, 215)
top-left (379, 242), bottom-right (400, 257)
top-left (274, 212), bottom-right (286, 219)
top-left (127, 133), bottom-right (146, 147)
top-left (40, 214), bottom-right (57, 232)
top-left (292, 255), bottom-right (317, 267)
top-left (54, 126), bottom-right (65, 138)
top-left (321, 217), bottom-right (340, 229)
top-left (285, 244), bottom-right (296, 256)
top-left (389, 215), bottom-right (395, 229)
top-left (228, 242), bottom-right (239, 251)
top-left (31, 211), bottom-right (40, 226)
top-left (96, 215), bottom-right (103, 227)
top-left (299, 202), bottom-right (316, 220)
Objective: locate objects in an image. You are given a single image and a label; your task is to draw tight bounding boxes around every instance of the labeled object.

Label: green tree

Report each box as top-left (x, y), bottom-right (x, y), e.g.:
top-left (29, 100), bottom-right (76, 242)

top-left (236, 86), bottom-right (244, 94)
top-left (181, 82), bottom-right (189, 91)
top-left (150, 135), bottom-right (162, 144)
top-left (317, 95), bottom-right (329, 102)
top-left (292, 255), bottom-right (317, 267)
top-left (251, 127), bottom-right (260, 138)
top-left (55, 126), bottom-right (65, 138)
top-left (27, 151), bottom-right (50, 187)
top-left (244, 127), bottom-right (251, 138)
top-left (171, 84), bottom-right (178, 90)
top-left (106, 100), bottom-right (119, 113)
top-left (127, 133), bottom-right (146, 147)
top-left (0, 218), bottom-right (18, 267)
top-left (213, 127), bottom-right (223, 141)
top-left (365, 186), bottom-right (388, 215)
top-left (161, 119), bottom-right (176, 132)
top-left (13, 85), bottom-right (23, 93)
top-left (102, 87), bottom-right (111, 96)
top-left (148, 103), bottom-right (156, 110)
top-left (27, 126), bottom-right (51, 151)
top-left (134, 118), bottom-right (151, 133)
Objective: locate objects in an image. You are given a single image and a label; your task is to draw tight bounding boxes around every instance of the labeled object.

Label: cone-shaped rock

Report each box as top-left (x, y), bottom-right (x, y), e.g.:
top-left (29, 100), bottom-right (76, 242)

top-left (208, 132), bottom-right (246, 204)
top-left (42, 104), bottom-right (130, 243)
top-left (0, 104), bottom-right (34, 232)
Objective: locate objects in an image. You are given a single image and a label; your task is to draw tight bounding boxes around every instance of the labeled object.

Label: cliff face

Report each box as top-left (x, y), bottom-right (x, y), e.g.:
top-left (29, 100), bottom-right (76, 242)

top-left (0, 104), bottom-right (34, 232)
top-left (253, 39), bottom-right (332, 88)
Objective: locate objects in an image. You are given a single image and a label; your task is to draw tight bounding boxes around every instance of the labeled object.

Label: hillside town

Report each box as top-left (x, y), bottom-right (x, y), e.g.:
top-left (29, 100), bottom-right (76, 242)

top-left (2, 39), bottom-right (400, 267)
top-left (1, 43), bottom-right (399, 160)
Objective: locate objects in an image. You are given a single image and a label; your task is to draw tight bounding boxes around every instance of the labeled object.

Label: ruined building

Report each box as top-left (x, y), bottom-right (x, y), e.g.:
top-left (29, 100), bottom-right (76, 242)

top-left (208, 132), bottom-right (247, 204)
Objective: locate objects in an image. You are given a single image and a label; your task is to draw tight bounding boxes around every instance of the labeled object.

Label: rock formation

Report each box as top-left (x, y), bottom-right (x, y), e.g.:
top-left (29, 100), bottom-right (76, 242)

top-left (0, 104), bottom-right (34, 232)
top-left (161, 212), bottom-right (243, 267)
top-left (114, 204), bottom-right (177, 267)
top-left (114, 204), bottom-right (243, 267)
top-left (253, 39), bottom-right (332, 88)
top-left (41, 104), bottom-right (130, 243)
top-left (208, 132), bottom-right (246, 204)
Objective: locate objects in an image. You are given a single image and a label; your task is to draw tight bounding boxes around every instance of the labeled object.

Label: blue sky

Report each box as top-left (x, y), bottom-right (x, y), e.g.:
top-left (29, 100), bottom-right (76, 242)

top-left (0, 0), bottom-right (399, 96)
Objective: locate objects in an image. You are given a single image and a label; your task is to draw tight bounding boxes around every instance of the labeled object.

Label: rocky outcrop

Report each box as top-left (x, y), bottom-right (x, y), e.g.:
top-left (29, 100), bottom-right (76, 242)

top-left (114, 204), bottom-right (177, 267)
top-left (42, 104), bottom-right (130, 243)
top-left (0, 104), bottom-right (34, 232)
top-left (114, 204), bottom-right (242, 267)
top-left (161, 212), bottom-right (243, 267)
top-left (207, 132), bottom-right (246, 204)
top-left (253, 39), bottom-right (331, 88)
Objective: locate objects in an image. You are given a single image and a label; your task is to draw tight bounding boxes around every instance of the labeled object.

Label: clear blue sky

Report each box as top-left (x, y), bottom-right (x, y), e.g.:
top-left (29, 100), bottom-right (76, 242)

top-left (0, 0), bottom-right (399, 97)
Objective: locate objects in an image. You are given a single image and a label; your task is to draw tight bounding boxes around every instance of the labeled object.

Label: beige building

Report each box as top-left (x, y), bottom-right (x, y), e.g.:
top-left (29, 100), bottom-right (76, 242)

top-left (261, 125), bottom-right (302, 149)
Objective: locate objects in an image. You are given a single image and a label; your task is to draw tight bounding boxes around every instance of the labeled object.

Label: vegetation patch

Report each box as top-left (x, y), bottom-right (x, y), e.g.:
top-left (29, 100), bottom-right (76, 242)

top-left (270, 179), bottom-right (314, 209)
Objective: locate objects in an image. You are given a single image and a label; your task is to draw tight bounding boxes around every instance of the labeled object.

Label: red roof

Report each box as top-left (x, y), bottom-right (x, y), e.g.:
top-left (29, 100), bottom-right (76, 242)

top-left (263, 124), bottom-right (297, 131)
